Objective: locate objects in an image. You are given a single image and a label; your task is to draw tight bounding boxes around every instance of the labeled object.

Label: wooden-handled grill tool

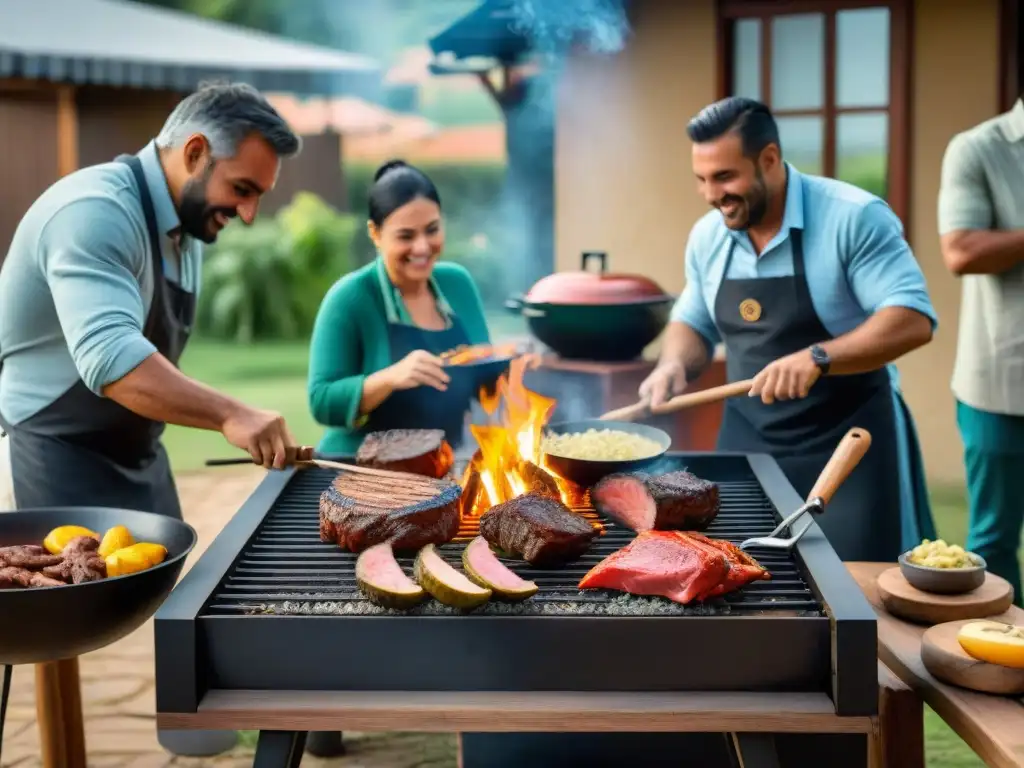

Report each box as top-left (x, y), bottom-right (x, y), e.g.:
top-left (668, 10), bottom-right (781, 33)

top-left (738, 427), bottom-right (872, 552)
top-left (599, 378), bottom-right (755, 422)
top-left (205, 447), bottom-right (417, 481)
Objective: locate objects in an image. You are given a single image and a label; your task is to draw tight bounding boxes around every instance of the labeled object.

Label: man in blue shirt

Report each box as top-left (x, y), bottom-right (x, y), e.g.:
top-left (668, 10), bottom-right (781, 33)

top-left (0, 81), bottom-right (304, 757)
top-left (640, 97), bottom-right (937, 562)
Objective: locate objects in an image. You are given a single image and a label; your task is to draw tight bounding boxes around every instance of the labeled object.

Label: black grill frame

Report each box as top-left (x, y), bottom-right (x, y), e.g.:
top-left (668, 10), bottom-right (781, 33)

top-left (155, 452), bottom-right (877, 717)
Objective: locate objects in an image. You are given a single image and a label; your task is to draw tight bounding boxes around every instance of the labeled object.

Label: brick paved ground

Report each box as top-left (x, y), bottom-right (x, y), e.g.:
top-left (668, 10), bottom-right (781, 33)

top-left (0, 468), bottom-right (457, 768)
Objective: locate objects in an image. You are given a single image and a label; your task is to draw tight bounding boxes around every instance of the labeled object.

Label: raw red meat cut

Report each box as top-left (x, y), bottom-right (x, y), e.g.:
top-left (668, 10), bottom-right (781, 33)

top-left (577, 530), bottom-right (768, 605)
top-left (681, 532), bottom-right (771, 598)
top-left (590, 471), bottom-right (719, 532)
top-left (319, 471), bottom-right (461, 553)
top-left (356, 429), bottom-right (454, 478)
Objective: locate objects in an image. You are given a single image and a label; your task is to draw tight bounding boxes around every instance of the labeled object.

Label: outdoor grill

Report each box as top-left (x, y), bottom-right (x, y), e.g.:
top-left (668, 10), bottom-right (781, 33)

top-left (155, 451), bottom-right (878, 766)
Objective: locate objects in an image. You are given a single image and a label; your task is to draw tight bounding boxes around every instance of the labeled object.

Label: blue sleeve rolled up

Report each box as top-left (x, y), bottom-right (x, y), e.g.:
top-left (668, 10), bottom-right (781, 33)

top-left (670, 229), bottom-right (721, 352)
top-left (844, 200), bottom-right (938, 331)
top-left (37, 197), bottom-right (157, 395)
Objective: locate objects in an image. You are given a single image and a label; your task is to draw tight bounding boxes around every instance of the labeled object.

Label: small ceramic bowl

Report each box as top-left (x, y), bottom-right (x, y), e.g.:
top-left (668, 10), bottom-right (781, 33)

top-left (898, 550), bottom-right (987, 595)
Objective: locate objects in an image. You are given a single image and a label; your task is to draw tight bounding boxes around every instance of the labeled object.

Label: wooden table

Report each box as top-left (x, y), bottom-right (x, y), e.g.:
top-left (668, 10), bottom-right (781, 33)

top-left (848, 562), bottom-right (1024, 768)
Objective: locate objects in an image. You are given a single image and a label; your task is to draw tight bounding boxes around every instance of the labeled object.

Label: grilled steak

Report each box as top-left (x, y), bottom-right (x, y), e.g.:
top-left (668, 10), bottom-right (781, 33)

top-left (0, 544), bottom-right (63, 570)
top-left (42, 536), bottom-right (107, 584)
top-left (479, 493), bottom-right (597, 565)
top-left (578, 530), bottom-right (768, 605)
top-left (320, 471), bottom-right (462, 553)
top-left (356, 429), bottom-right (454, 479)
top-left (591, 470), bottom-right (720, 532)
top-left (0, 566), bottom-right (65, 589)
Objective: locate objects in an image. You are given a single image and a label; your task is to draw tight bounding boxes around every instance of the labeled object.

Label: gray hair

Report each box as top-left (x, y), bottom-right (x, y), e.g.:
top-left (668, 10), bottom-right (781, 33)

top-left (155, 81), bottom-right (302, 159)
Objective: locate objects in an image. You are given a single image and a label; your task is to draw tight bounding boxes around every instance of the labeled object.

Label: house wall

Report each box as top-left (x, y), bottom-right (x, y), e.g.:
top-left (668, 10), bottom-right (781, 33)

top-left (0, 84), bottom-right (60, 258)
top-left (554, 0), bottom-right (1001, 483)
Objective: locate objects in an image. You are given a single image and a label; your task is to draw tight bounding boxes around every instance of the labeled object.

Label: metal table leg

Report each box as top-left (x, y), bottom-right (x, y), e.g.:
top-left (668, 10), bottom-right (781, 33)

top-left (728, 733), bottom-right (781, 768)
top-left (253, 730), bottom-right (308, 768)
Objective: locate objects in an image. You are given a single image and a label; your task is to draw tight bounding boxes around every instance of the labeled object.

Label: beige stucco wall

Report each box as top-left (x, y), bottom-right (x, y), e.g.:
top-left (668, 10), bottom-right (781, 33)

top-left (554, 0), bottom-right (1002, 483)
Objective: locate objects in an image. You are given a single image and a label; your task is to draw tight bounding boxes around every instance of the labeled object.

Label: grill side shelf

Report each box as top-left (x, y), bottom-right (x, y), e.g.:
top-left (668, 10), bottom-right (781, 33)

top-left (154, 467), bottom-right (295, 714)
top-left (745, 453), bottom-right (878, 718)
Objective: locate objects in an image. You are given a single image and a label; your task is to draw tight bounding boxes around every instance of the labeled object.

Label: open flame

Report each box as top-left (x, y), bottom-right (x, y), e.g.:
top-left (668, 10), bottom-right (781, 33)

top-left (460, 355), bottom-right (575, 514)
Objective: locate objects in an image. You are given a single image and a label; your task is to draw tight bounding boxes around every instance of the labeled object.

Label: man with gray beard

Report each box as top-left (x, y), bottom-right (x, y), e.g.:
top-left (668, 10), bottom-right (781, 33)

top-left (0, 81), bottom-right (301, 758)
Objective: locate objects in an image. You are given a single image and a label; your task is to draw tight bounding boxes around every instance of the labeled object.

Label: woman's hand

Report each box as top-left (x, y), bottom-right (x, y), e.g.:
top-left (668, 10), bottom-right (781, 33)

top-left (386, 349), bottom-right (451, 392)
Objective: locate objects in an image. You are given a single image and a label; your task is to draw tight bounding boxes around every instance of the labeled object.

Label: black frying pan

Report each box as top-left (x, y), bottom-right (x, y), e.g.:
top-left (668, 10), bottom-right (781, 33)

top-left (0, 507), bottom-right (196, 664)
top-left (541, 419), bottom-right (671, 488)
top-left (0, 506), bottom-right (195, 761)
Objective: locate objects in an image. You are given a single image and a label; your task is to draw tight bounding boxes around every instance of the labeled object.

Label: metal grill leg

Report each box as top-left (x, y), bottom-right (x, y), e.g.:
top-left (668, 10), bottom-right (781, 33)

top-left (253, 730), bottom-right (308, 768)
top-left (0, 665), bottom-right (12, 766)
top-left (727, 733), bottom-right (781, 768)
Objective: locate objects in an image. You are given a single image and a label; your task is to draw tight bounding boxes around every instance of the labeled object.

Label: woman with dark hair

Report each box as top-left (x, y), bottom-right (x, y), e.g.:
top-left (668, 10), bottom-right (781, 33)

top-left (306, 159), bottom-right (491, 454)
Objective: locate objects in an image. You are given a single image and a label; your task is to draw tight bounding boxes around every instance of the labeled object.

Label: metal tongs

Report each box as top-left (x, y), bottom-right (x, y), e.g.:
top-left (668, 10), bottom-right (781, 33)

top-left (739, 427), bottom-right (872, 551)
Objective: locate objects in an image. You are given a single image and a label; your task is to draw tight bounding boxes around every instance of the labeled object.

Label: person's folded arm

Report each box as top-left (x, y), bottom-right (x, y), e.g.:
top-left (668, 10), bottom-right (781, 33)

top-left (39, 197), bottom-right (243, 430)
top-left (818, 200), bottom-right (936, 375)
top-left (938, 132), bottom-right (1024, 276)
top-left (308, 278), bottom-right (380, 428)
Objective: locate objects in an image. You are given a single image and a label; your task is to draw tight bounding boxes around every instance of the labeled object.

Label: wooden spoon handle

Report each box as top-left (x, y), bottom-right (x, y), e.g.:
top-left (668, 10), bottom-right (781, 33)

top-left (599, 379), bottom-right (755, 422)
top-left (806, 427), bottom-right (873, 505)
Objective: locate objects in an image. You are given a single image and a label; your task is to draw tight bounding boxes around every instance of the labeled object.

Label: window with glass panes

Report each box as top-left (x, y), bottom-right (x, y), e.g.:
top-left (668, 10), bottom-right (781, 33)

top-left (719, 1), bottom-right (910, 223)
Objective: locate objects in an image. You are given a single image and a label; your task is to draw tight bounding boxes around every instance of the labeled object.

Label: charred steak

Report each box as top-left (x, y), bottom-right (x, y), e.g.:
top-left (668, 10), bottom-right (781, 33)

top-left (320, 471), bottom-right (462, 553)
top-left (356, 429), bottom-right (454, 478)
top-left (591, 470), bottom-right (720, 532)
top-left (479, 493), bottom-right (597, 565)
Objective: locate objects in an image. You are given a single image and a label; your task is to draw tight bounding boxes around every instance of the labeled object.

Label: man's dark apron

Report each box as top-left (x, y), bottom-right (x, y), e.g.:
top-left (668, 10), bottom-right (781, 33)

top-left (0, 154), bottom-right (194, 519)
top-left (360, 286), bottom-right (474, 450)
top-left (713, 229), bottom-right (903, 562)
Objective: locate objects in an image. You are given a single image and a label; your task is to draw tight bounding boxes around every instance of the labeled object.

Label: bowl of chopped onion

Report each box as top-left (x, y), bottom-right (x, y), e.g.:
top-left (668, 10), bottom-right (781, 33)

top-left (540, 419), bottom-right (671, 488)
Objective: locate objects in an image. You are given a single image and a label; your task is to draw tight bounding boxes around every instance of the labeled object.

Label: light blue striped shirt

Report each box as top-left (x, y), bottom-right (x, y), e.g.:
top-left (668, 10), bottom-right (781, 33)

top-left (0, 141), bottom-right (202, 425)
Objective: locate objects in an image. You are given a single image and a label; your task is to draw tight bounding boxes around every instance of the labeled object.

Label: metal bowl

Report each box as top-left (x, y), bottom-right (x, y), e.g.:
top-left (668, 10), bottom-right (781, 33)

top-left (897, 550), bottom-right (987, 595)
top-left (0, 506), bottom-right (197, 665)
top-left (541, 419), bottom-right (671, 488)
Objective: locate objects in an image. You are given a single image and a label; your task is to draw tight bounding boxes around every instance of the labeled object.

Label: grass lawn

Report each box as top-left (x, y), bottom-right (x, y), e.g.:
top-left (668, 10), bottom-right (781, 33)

top-left (169, 338), bottom-right (996, 767)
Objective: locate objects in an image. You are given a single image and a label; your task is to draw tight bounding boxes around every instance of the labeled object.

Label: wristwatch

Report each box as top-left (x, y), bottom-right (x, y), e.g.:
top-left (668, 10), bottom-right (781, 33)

top-left (809, 344), bottom-right (831, 375)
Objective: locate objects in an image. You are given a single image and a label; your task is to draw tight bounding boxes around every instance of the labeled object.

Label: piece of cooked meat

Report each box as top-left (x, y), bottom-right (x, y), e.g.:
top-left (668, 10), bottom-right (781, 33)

top-left (681, 533), bottom-right (771, 599)
top-left (517, 459), bottom-right (560, 499)
top-left (356, 429), bottom-right (454, 478)
top-left (578, 530), bottom-right (730, 604)
top-left (479, 493), bottom-right (597, 565)
top-left (0, 544), bottom-right (63, 570)
top-left (42, 536), bottom-right (107, 584)
top-left (590, 470), bottom-right (720, 532)
top-left (320, 471), bottom-right (462, 553)
top-left (0, 566), bottom-right (65, 589)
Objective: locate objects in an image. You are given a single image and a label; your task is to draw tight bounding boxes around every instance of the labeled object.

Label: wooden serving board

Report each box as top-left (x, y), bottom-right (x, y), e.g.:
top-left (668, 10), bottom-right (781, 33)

top-left (921, 619), bottom-right (1024, 696)
top-left (876, 567), bottom-right (1014, 625)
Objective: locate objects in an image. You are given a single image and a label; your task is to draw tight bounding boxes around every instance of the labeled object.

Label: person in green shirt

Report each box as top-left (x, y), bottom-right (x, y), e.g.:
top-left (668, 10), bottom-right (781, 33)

top-left (307, 159), bottom-right (491, 455)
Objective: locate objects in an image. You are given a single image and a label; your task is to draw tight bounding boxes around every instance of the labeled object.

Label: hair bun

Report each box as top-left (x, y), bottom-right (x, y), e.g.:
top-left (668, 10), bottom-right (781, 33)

top-left (373, 159), bottom-right (408, 182)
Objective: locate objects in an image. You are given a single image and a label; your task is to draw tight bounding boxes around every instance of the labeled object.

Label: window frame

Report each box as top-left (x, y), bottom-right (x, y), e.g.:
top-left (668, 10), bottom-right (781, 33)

top-left (715, 0), bottom-right (913, 228)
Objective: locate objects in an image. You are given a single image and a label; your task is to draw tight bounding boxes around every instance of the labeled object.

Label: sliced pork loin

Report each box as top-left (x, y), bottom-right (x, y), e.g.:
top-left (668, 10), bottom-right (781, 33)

top-left (356, 429), bottom-right (454, 479)
top-left (320, 471), bottom-right (462, 553)
top-left (578, 530), bottom-right (769, 605)
top-left (479, 493), bottom-right (597, 565)
top-left (591, 470), bottom-right (720, 532)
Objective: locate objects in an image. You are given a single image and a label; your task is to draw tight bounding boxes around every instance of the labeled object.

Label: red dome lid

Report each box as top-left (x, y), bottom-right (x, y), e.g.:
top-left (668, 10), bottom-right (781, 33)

top-left (524, 252), bottom-right (670, 305)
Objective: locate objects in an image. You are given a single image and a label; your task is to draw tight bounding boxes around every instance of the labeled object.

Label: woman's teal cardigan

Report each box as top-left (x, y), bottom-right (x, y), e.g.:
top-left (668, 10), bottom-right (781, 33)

top-left (307, 260), bottom-right (491, 454)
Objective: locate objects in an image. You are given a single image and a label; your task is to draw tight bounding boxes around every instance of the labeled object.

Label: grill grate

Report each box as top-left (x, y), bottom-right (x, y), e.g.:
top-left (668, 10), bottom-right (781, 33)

top-left (203, 459), bottom-right (823, 618)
